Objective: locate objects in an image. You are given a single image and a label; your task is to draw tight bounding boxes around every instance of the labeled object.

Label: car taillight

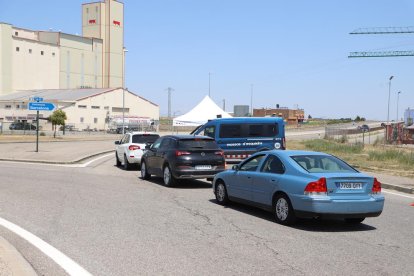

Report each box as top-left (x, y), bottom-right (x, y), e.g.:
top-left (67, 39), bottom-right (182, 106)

top-left (176, 150), bottom-right (191, 156)
top-left (215, 151), bottom-right (224, 156)
top-left (129, 145), bottom-right (140, 150)
top-left (304, 177), bottom-right (327, 195)
top-left (372, 178), bottom-right (381, 194)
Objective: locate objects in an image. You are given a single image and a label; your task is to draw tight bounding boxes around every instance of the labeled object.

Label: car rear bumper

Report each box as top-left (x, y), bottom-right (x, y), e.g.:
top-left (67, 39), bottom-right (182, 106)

top-left (293, 195), bottom-right (385, 218)
top-left (173, 168), bottom-right (225, 179)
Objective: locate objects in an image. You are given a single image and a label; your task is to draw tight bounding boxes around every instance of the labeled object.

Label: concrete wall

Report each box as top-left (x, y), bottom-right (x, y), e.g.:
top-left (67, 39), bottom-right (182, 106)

top-left (12, 37), bottom-right (60, 91)
top-left (59, 34), bottom-right (103, 89)
top-left (82, 0), bottom-right (123, 89)
top-left (0, 23), bottom-right (13, 95)
top-left (61, 88), bottom-right (159, 130)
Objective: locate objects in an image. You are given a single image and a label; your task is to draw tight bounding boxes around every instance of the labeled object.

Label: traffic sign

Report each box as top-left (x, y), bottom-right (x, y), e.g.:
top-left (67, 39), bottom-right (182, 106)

top-left (28, 102), bottom-right (55, 111)
top-left (29, 96), bottom-right (44, 102)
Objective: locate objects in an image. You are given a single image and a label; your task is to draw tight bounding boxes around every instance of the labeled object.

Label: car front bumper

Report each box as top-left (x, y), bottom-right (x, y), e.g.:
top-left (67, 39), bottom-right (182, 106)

top-left (293, 195), bottom-right (385, 218)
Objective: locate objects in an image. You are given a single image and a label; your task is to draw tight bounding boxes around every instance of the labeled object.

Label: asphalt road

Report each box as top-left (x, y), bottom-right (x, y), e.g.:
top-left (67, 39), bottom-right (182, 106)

top-left (0, 156), bottom-right (413, 275)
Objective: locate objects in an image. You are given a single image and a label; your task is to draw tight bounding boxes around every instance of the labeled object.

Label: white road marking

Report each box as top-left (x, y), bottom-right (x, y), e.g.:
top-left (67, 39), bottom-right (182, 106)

top-left (382, 190), bottom-right (414, 199)
top-left (0, 217), bottom-right (92, 276)
top-left (77, 153), bottom-right (113, 167)
top-left (0, 153), bottom-right (113, 168)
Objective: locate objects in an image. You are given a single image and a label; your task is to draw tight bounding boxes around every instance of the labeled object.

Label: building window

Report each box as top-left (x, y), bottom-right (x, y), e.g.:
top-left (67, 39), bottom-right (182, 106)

top-left (78, 105), bottom-right (87, 109)
top-left (80, 117), bottom-right (84, 123)
top-left (86, 8), bottom-right (89, 13)
top-left (104, 106), bottom-right (109, 110)
top-left (95, 6), bottom-right (98, 12)
top-left (94, 118), bottom-right (98, 124)
top-left (52, 52), bottom-right (55, 57)
top-left (29, 49), bottom-right (32, 54)
top-left (15, 31), bottom-right (18, 36)
top-left (16, 47), bottom-right (19, 52)
top-left (16, 105), bottom-right (20, 109)
top-left (5, 105), bottom-right (11, 109)
top-left (41, 51), bottom-right (44, 55)
top-left (91, 106), bottom-right (100, 109)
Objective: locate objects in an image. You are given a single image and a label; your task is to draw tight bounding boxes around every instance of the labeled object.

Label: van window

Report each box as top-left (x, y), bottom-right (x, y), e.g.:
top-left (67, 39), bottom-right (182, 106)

top-left (219, 124), bottom-right (242, 138)
top-left (249, 124), bottom-right (278, 137)
top-left (219, 123), bottom-right (278, 138)
top-left (203, 126), bottom-right (215, 138)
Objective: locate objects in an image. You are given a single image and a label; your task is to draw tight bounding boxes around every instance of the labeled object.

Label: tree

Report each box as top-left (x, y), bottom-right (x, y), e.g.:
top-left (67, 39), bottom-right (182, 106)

top-left (49, 109), bottom-right (67, 138)
top-left (308, 114), bottom-right (312, 119)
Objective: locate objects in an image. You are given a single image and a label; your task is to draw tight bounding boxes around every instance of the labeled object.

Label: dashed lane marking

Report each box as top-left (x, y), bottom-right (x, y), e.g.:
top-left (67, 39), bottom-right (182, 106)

top-left (0, 217), bottom-right (92, 276)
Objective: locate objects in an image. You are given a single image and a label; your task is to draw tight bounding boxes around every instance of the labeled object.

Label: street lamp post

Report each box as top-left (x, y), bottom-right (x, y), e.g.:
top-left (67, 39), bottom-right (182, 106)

top-left (387, 75), bottom-right (394, 124)
top-left (122, 47), bottom-right (128, 135)
top-left (385, 75), bottom-right (394, 143)
top-left (396, 91), bottom-right (402, 121)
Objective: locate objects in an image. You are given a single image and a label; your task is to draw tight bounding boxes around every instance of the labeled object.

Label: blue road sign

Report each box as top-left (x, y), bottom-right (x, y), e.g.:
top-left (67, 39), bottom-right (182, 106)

top-left (28, 102), bottom-right (55, 111)
top-left (29, 96), bottom-right (44, 102)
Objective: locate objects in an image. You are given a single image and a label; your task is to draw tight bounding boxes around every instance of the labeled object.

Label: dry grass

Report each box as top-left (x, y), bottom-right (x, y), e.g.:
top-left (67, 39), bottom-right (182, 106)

top-left (287, 139), bottom-right (414, 177)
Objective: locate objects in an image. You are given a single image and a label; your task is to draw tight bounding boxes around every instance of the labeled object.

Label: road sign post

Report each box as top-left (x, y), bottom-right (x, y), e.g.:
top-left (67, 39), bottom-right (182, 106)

top-left (29, 99), bottom-right (55, 152)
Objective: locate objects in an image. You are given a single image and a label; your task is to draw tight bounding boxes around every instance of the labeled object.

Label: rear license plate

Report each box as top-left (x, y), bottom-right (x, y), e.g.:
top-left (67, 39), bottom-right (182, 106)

top-left (195, 165), bottom-right (212, 170)
top-left (339, 182), bottom-right (363, 189)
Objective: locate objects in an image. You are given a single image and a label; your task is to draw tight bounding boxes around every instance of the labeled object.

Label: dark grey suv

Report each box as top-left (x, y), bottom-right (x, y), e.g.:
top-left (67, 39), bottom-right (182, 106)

top-left (140, 135), bottom-right (226, 187)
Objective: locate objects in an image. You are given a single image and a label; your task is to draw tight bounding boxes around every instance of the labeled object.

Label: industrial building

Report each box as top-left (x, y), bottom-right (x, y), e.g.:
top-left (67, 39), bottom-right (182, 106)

top-left (253, 107), bottom-right (305, 125)
top-left (0, 88), bottom-right (159, 131)
top-left (0, 0), bottom-right (124, 94)
top-left (0, 0), bottom-right (159, 128)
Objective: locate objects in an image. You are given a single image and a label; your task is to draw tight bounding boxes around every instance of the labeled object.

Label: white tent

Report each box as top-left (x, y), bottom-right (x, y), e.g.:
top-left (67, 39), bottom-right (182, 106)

top-left (173, 95), bottom-right (232, 126)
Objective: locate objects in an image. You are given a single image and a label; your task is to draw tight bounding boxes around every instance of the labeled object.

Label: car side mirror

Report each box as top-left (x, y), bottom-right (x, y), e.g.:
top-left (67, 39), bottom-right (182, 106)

top-left (232, 165), bottom-right (239, 171)
top-left (115, 141), bottom-right (120, 145)
top-left (145, 144), bottom-right (151, 150)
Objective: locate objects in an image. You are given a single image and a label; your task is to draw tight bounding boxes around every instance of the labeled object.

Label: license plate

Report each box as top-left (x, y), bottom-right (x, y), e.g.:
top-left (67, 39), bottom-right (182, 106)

top-left (195, 165), bottom-right (212, 170)
top-left (339, 182), bottom-right (363, 189)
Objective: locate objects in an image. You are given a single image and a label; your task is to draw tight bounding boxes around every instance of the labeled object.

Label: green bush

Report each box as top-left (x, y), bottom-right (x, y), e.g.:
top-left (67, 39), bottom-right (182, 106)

top-left (40, 132), bottom-right (46, 136)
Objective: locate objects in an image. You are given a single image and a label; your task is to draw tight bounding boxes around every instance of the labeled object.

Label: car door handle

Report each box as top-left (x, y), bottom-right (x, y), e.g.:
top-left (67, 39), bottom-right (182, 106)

top-left (270, 179), bottom-right (278, 183)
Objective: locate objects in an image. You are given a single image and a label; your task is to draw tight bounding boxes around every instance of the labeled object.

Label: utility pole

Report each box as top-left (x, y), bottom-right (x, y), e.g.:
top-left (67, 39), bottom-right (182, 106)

top-left (250, 84), bottom-right (253, 116)
top-left (223, 99), bottom-right (225, 111)
top-left (166, 87), bottom-right (174, 119)
top-left (208, 72), bottom-right (211, 97)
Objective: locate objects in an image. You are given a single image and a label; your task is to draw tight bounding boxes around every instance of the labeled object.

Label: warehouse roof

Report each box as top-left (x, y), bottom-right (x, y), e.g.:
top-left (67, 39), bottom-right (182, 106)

top-left (0, 88), bottom-right (158, 106)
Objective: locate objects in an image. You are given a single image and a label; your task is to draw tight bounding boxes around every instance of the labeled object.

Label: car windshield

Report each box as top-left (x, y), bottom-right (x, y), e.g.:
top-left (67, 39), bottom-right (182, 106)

top-left (178, 139), bottom-right (218, 149)
top-left (291, 155), bottom-right (357, 173)
top-left (132, 134), bottom-right (159, 144)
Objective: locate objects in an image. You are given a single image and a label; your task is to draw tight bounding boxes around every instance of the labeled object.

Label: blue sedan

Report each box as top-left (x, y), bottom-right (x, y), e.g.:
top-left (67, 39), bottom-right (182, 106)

top-left (213, 150), bottom-right (385, 225)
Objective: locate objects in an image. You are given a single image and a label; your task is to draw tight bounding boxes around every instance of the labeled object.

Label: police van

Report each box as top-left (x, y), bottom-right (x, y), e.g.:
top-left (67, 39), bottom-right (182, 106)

top-left (191, 117), bottom-right (285, 162)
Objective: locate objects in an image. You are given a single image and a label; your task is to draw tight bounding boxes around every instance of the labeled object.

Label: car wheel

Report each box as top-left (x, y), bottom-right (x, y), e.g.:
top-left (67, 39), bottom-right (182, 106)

top-left (215, 181), bottom-right (229, 205)
top-left (163, 165), bottom-right (176, 187)
top-left (274, 194), bottom-right (296, 225)
top-left (115, 152), bottom-right (121, 166)
top-left (123, 154), bottom-right (131, 170)
top-left (141, 160), bottom-right (151, 180)
top-left (345, 218), bottom-right (365, 224)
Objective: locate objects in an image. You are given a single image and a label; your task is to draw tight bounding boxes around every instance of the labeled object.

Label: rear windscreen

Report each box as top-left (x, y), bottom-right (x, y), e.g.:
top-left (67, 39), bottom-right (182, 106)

top-left (132, 134), bottom-right (160, 144)
top-left (291, 155), bottom-right (357, 173)
top-left (219, 123), bottom-right (278, 138)
top-left (178, 139), bottom-right (219, 149)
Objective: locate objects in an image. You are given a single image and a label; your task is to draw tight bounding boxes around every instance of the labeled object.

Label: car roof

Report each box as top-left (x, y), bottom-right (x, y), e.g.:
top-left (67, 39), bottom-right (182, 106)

top-left (207, 117), bottom-right (284, 123)
top-left (163, 134), bottom-right (214, 140)
top-left (129, 132), bottom-right (159, 135)
top-left (264, 150), bottom-right (331, 158)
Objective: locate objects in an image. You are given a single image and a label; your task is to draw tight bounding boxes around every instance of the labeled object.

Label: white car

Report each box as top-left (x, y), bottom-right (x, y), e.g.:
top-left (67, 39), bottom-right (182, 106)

top-left (115, 132), bottom-right (160, 170)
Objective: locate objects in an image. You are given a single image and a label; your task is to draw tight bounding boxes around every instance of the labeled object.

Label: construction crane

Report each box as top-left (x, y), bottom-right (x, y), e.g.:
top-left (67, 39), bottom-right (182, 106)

top-left (348, 26), bottom-right (414, 58)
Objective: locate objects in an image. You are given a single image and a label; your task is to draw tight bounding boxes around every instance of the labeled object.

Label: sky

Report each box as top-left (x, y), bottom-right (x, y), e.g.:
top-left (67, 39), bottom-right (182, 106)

top-left (1, 0), bottom-right (414, 120)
